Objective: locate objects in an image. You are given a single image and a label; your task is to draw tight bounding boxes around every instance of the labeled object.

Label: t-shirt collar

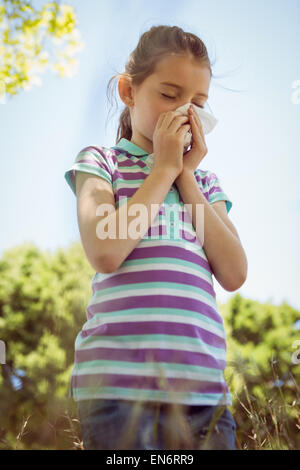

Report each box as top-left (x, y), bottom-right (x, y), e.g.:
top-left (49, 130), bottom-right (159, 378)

top-left (113, 138), bottom-right (149, 157)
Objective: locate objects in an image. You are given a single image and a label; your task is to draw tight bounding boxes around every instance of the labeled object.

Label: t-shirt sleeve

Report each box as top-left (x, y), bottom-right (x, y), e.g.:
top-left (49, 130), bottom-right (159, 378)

top-left (195, 169), bottom-right (233, 214)
top-left (64, 145), bottom-right (114, 196)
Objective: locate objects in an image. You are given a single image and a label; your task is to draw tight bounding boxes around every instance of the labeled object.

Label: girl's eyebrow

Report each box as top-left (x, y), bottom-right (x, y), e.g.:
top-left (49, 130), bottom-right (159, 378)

top-left (160, 81), bottom-right (208, 98)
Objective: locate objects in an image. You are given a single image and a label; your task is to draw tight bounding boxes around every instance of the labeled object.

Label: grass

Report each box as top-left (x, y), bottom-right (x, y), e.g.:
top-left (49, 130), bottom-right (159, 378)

top-left (1, 357), bottom-right (299, 450)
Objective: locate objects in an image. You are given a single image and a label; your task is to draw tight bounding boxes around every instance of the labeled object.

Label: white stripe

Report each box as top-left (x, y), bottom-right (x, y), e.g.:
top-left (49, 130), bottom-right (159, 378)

top-left (133, 238), bottom-right (208, 260)
top-left (75, 337), bottom-right (226, 359)
top-left (94, 260), bottom-right (212, 284)
top-left (89, 287), bottom-right (219, 314)
top-left (82, 312), bottom-right (224, 339)
top-left (75, 363), bottom-right (225, 382)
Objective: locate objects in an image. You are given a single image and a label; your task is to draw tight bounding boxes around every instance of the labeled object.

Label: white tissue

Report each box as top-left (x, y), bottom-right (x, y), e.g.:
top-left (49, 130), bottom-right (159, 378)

top-left (173, 102), bottom-right (218, 152)
top-left (144, 103), bottom-right (218, 170)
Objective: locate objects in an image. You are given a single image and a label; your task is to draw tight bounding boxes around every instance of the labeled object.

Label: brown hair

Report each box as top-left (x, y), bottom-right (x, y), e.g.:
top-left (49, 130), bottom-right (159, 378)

top-left (106, 25), bottom-right (214, 145)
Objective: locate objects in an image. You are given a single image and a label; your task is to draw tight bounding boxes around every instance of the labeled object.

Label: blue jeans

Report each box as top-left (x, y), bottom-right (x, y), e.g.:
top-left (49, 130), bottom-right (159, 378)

top-left (77, 399), bottom-right (237, 450)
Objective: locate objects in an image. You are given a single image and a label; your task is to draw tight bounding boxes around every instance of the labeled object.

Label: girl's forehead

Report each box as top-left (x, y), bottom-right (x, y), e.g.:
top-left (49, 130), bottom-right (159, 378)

top-left (152, 56), bottom-right (210, 81)
top-left (150, 67), bottom-right (211, 89)
top-left (155, 52), bottom-right (205, 68)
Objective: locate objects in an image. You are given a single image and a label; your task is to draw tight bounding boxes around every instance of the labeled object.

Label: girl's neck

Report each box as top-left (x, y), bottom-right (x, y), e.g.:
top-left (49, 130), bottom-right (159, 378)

top-left (130, 133), bottom-right (153, 155)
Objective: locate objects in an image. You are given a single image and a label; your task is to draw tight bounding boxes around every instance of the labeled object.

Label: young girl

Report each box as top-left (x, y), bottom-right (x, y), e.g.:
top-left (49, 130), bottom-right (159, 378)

top-left (64, 25), bottom-right (247, 450)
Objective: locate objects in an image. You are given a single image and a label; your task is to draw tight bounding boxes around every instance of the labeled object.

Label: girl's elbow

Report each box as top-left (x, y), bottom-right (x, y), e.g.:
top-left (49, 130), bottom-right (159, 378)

top-left (226, 268), bottom-right (247, 292)
top-left (95, 253), bottom-right (118, 274)
top-left (228, 254), bottom-right (248, 291)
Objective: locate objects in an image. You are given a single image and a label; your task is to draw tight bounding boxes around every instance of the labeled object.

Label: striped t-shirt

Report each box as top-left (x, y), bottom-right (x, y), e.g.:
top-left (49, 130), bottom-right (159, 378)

top-left (64, 137), bottom-right (233, 406)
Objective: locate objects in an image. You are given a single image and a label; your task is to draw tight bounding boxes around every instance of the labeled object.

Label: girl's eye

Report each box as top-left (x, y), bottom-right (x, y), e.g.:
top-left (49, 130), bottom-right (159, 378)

top-left (161, 93), bottom-right (176, 99)
top-left (192, 103), bottom-right (205, 109)
top-left (160, 94), bottom-right (204, 109)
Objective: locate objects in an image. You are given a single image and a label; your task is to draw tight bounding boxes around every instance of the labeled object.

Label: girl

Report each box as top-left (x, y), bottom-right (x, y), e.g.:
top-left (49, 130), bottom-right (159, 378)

top-left (64, 25), bottom-right (247, 450)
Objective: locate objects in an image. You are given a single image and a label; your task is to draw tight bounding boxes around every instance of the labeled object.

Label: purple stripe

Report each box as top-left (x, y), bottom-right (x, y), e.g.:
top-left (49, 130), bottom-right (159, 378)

top-left (114, 147), bottom-right (147, 161)
top-left (75, 346), bottom-right (226, 370)
top-left (81, 320), bottom-right (226, 349)
top-left (83, 145), bottom-right (110, 159)
top-left (206, 172), bottom-right (217, 183)
top-left (94, 270), bottom-right (215, 298)
top-left (117, 158), bottom-right (147, 170)
top-left (87, 295), bottom-right (222, 325)
top-left (116, 171), bottom-right (148, 180)
top-left (77, 157), bottom-right (110, 173)
top-left (208, 187), bottom-right (222, 197)
top-left (180, 229), bottom-right (197, 244)
top-left (116, 187), bottom-right (141, 198)
top-left (125, 245), bottom-right (212, 273)
top-left (179, 210), bottom-right (192, 223)
top-left (73, 372), bottom-right (229, 395)
top-left (146, 224), bottom-right (166, 237)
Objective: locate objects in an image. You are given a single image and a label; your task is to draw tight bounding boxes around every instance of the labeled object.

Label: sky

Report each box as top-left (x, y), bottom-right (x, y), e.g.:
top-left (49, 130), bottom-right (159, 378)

top-left (0, 0), bottom-right (300, 311)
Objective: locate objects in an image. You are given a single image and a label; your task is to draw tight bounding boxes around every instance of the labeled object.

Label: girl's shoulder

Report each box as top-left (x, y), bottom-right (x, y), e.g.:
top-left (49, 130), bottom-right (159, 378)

top-left (78, 144), bottom-right (116, 158)
top-left (78, 144), bottom-right (120, 168)
top-left (64, 144), bottom-right (119, 196)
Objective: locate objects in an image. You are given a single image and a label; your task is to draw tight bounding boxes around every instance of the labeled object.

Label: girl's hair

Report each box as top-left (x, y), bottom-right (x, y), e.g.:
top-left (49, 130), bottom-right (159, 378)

top-left (106, 25), bottom-right (214, 145)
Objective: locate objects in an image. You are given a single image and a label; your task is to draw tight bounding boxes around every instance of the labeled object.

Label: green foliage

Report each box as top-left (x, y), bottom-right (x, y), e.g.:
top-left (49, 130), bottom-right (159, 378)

top-left (0, 0), bottom-right (83, 100)
top-left (0, 242), bottom-right (299, 449)
top-left (0, 241), bottom-right (94, 449)
top-left (219, 293), bottom-right (300, 450)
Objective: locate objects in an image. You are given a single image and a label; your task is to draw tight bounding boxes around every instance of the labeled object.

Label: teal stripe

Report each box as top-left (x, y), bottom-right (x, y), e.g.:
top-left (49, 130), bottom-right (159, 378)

top-left (77, 149), bottom-right (101, 159)
top-left (76, 359), bottom-right (223, 377)
top-left (73, 386), bottom-right (232, 404)
top-left (85, 307), bottom-right (224, 332)
top-left (71, 163), bottom-right (111, 185)
top-left (115, 176), bottom-right (145, 185)
top-left (120, 256), bottom-right (212, 279)
top-left (78, 148), bottom-right (116, 175)
top-left (91, 280), bottom-right (218, 306)
top-left (117, 162), bottom-right (149, 171)
top-left (194, 171), bottom-right (232, 212)
top-left (209, 193), bottom-right (232, 213)
top-left (76, 334), bottom-right (226, 356)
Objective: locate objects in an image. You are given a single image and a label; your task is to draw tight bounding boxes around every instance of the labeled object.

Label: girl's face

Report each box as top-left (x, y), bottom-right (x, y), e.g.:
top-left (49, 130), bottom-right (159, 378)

top-left (119, 53), bottom-right (211, 155)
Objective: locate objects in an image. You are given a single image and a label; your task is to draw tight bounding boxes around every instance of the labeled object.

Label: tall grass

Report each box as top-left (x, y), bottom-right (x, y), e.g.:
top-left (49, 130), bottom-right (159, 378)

top-left (1, 356), bottom-right (299, 450)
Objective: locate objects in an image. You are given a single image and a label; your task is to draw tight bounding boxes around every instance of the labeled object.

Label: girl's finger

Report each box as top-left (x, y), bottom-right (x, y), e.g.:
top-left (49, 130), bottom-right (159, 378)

top-left (192, 111), bottom-right (206, 145)
top-left (192, 108), bottom-right (205, 140)
top-left (190, 114), bottom-right (202, 144)
top-left (191, 115), bottom-right (207, 155)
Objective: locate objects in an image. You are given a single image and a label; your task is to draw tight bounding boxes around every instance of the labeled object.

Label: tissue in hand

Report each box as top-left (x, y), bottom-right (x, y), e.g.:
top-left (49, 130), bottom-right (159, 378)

top-left (173, 102), bottom-right (218, 152)
top-left (144, 103), bottom-right (218, 170)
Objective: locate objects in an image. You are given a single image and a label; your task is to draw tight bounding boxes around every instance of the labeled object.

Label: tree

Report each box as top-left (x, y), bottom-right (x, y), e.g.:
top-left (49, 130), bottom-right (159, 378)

top-left (1, 241), bottom-right (299, 449)
top-left (0, 241), bottom-right (93, 449)
top-left (0, 0), bottom-right (83, 102)
top-left (220, 293), bottom-right (300, 449)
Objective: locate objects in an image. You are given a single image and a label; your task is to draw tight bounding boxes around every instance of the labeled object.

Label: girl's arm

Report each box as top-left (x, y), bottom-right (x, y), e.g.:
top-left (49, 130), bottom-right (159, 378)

top-left (175, 168), bottom-right (248, 292)
top-left (76, 167), bottom-right (178, 273)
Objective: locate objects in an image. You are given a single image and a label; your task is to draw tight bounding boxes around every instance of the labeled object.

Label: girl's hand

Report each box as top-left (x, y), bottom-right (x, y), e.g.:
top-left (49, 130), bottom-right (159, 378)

top-left (152, 111), bottom-right (191, 179)
top-left (176, 104), bottom-right (208, 176)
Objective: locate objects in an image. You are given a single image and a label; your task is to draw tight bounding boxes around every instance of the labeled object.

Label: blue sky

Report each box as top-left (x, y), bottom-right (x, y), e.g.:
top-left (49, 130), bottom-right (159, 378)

top-left (1, 0), bottom-right (300, 310)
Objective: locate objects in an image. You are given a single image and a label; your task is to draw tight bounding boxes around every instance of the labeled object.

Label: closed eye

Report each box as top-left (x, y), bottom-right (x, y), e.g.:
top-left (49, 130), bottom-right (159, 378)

top-left (160, 94), bottom-right (204, 109)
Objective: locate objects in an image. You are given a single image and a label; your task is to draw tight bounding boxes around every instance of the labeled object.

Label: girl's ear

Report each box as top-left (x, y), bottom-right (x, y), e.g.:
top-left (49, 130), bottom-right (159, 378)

top-left (118, 75), bottom-right (134, 107)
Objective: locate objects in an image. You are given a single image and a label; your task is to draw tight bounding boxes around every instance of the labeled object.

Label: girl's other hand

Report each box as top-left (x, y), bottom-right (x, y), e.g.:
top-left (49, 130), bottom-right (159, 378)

top-left (179, 104), bottom-right (208, 175)
top-left (152, 111), bottom-right (191, 179)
